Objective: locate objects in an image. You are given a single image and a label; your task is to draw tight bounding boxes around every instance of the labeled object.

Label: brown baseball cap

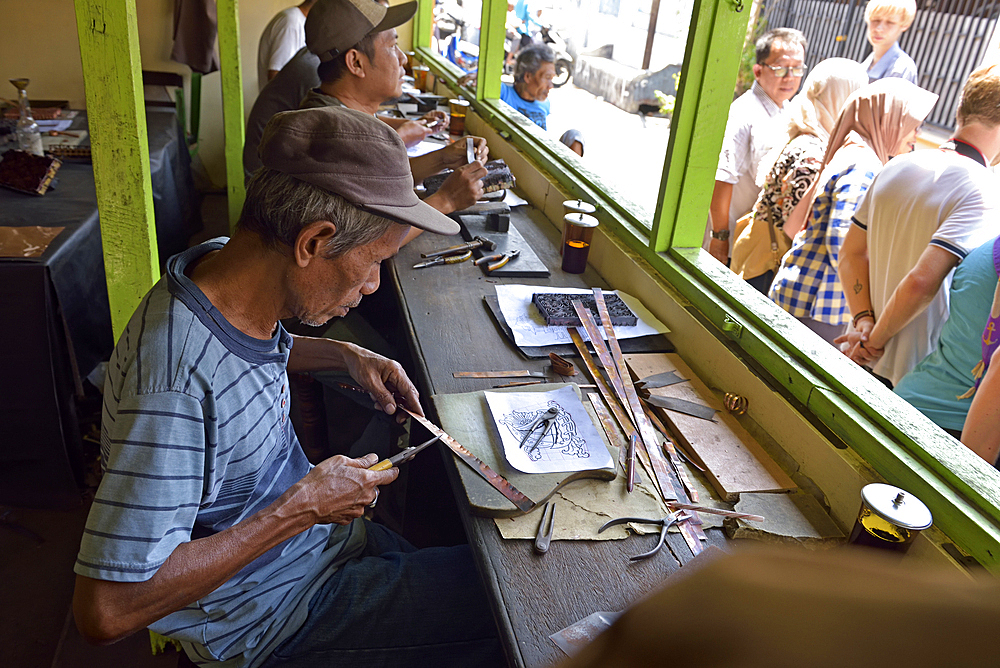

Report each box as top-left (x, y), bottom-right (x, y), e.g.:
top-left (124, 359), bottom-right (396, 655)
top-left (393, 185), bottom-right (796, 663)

top-left (306, 0), bottom-right (417, 62)
top-left (258, 105), bottom-right (460, 235)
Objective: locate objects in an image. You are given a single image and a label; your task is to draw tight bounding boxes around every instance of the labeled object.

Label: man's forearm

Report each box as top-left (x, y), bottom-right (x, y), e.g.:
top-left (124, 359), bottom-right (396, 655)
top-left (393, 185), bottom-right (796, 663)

top-left (287, 334), bottom-right (356, 374)
top-left (74, 487), bottom-right (315, 644)
top-left (838, 226), bottom-right (873, 319)
top-left (409, 151), bottom-right (443, 184)
top-left (867, 273), bottom-right (939, 350)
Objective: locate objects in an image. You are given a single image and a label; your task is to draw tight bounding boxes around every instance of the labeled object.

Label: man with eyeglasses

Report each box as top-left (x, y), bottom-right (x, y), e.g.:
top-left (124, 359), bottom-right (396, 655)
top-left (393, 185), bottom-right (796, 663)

top-left (709, 28), bottom-right (807, 265)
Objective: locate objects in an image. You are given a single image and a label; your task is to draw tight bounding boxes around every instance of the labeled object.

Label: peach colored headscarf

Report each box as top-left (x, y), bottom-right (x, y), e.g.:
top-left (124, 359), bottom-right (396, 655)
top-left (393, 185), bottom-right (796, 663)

top-left (784, 78), bottom-right (938, 236)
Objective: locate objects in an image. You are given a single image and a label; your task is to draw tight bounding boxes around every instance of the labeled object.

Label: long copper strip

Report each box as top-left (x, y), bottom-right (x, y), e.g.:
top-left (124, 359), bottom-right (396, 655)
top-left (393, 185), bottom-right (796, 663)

top-left (587, 392), bottom-right (629, 471)
top-left (591, 290), bottom-right (705, 554)
top-left (567, 328), bottom-right (657, 494)
top-left (669, 503), bottom-right (765, 522)
top-left (568, 319), bottom-right (665, 500)
top-left (641, 401), bottom-right (699, 503)
top-left (403, 408), bottom-right (536, 513)
top-left (574, 300), bottom-right (678, 501)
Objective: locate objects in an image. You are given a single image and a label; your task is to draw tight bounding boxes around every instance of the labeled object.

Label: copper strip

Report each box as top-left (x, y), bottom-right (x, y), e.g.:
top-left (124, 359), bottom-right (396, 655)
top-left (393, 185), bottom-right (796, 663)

top-left (587, 392), bottom-right (629, 471)
top-left (641, 401), bottom-right (700, 502)
top-left (453, 370), bottom-right (543, 378)
top-left (567, 327), bottom-right (660, 498)
top-left (574, 299), bottom-right (677, 501)
top-left (403, 408), bottom-right (535, 514)
top-left (669, 502), bottom-right (765, 522)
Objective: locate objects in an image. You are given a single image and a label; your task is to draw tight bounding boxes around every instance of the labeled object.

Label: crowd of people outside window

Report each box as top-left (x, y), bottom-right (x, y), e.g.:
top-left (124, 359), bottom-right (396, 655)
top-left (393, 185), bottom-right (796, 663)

top-left (715, 0), bottom-right (1000, 468)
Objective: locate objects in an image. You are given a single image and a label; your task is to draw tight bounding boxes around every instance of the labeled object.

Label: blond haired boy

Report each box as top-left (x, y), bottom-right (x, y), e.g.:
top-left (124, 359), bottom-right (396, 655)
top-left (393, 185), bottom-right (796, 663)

top-left (862, 0), bottom-right (918, 83)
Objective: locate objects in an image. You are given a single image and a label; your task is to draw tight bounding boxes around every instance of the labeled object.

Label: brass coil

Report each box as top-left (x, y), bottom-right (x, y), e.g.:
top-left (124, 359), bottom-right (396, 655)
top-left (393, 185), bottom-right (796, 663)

top-left (723, 392), bottom-right (748, 415)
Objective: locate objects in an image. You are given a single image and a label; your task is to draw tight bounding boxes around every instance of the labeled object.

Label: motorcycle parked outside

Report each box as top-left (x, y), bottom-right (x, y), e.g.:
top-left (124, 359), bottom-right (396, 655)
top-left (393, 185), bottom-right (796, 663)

top-left (504, 24), bottom-right (574, 88)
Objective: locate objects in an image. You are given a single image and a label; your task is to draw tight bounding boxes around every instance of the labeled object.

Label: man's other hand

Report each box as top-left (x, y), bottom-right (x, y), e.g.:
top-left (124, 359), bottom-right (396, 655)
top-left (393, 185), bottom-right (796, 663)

top-left (340, 344), bottom-right (422, 421)
top-left (439, 136), bottom-right (489, 169)
top-left (709, 237), bottom-right (730, 265)
top-left (425, 161), bottom-right (488, 214)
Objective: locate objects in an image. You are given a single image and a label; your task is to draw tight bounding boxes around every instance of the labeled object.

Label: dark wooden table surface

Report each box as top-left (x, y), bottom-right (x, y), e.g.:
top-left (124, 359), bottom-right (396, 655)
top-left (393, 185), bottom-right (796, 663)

top-left (389, 205), bottom-right (727, 668)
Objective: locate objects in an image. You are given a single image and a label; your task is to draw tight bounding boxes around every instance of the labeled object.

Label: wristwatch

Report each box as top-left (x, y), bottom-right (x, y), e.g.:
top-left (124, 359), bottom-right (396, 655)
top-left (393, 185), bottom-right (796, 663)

top-left (711, 229), bottom-right (730, 241)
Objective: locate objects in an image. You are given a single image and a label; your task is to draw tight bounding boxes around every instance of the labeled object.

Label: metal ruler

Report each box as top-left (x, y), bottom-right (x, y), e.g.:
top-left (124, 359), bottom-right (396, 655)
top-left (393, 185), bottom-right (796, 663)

top-left (403, 408), bottom-right (535, 514)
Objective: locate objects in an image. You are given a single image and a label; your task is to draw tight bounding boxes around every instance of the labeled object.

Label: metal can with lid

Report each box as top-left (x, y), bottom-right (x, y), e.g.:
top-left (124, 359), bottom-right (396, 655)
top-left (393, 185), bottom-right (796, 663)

top-left (847, 483), bottom-right (933, 554)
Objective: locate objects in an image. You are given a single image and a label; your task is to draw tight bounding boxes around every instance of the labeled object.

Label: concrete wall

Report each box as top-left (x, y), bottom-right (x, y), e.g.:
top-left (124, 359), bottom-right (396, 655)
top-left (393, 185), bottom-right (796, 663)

top-left (0, 0), bottom-right (415, 189)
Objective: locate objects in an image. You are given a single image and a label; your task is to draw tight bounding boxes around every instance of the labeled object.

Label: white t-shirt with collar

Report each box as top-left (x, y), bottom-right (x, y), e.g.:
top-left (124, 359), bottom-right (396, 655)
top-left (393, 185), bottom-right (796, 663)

top-left (852, 146), bottom-right (999, 385)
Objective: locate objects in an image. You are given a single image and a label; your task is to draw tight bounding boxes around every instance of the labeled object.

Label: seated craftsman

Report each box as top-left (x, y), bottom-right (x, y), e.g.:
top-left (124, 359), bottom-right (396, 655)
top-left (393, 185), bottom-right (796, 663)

top-left (72, 106), bottom-right (502, 668)
top-left (501, 43), bottom-right (557, 130)
top-left (243, 0), bottom-right (461, 185)
top-left (300, 0), bottom-right (489, 226)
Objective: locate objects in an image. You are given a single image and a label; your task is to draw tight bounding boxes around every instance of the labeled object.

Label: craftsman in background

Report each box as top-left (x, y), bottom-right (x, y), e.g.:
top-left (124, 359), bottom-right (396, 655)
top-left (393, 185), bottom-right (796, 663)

top-left (258, 0), bottom-right (316, 91)
top-left (300, 0), bottom-right (488, 229)
top-left (708, 28), bottom-right (807, 264)
top-left (72, 106), bottom-right (502, 668)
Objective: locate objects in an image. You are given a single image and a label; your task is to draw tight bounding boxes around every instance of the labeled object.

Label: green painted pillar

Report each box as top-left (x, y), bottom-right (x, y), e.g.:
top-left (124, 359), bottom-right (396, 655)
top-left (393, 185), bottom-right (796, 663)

top-left (217, 0), bottom-right (246, 231)
top-left (74, 0), bottom-right (159, 339)
top-left (477, 0), bottom-right (506, 100)
top-left (650, 0), bottom-right (749, 252)
top-left (413, 0), bottom-right (433, 50)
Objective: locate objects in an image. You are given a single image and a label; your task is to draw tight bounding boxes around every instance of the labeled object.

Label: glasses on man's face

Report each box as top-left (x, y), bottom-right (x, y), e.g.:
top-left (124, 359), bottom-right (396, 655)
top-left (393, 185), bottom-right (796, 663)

top-left (766, 64), bottom-right (807, 78)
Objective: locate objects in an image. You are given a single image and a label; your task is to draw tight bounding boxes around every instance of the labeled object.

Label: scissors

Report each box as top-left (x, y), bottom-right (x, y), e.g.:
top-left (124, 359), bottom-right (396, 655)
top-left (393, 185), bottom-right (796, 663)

top-left (597, 510), bottom-right (686, 561)
top-left (368, 435), bottom-right (442, 471)
top-left (518, 406), bottom-right (559, 455)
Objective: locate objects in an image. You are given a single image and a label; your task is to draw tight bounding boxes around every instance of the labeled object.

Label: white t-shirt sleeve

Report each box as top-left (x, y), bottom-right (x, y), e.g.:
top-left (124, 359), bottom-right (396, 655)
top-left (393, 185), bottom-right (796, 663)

top-left (931, 185), bottom-right (996, 261)
top-left (264, 13), bottom-right (304, 72)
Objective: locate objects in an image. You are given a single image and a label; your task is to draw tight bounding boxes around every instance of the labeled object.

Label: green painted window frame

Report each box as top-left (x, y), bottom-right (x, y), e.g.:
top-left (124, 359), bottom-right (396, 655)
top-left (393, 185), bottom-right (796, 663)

top-left (413, 0), bottom-right (1000, 567)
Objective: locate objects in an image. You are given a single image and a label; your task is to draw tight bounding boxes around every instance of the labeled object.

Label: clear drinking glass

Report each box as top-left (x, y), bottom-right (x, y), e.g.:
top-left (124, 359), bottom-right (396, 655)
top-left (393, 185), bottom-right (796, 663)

top-left (10, 78), bottom-right (43, 156)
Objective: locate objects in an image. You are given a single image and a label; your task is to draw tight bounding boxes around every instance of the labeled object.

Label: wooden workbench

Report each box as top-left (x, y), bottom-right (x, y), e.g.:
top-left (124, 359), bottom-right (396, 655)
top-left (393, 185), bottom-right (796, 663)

top-left (390, 204), bottom-right (727, 668)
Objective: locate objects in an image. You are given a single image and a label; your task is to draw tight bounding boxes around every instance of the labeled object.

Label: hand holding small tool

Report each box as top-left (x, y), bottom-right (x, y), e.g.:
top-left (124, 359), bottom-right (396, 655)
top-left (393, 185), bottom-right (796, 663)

top-left (368, 435), bottom-right (442, 471)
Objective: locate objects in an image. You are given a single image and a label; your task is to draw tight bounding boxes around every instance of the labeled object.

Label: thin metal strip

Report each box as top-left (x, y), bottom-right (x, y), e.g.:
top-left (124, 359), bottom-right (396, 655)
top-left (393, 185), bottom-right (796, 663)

top-left (642, 401), bottom-right (699, 503)
top-left (569, 319), bottom-right (665, 500)
top-left (453, 370), bottom-right (544, 378)
top-left (587, 392), bottom-right (629, 471)
top-left (644, 394), bottom-right (717, 421)
top-left (402, 408), bottom-right (536, 513)
top-left (568, 328), bottom-right (657, 495)
top-left (587, 291), bottom-right (678, 501)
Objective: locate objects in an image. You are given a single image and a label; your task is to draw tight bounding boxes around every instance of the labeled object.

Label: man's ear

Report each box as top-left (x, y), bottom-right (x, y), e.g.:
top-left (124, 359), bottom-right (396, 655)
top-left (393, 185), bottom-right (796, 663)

top-left (344, 48), bottom-right (367, 78)
top-left (752, 63), bottom-right (763, 80)
top-left (294, 220), bottom-right (337, 267)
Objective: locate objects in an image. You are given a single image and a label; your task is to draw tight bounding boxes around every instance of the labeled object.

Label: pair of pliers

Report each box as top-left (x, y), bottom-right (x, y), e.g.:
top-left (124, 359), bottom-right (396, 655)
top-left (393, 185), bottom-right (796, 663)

top-left (597, 510), bottom-right (686, 561)
top-left (474, 249), bottom-right (519, 273)
top-left (518, 406), bottom-right (559, 455)
top-left (368, 435), bottom-right (442, 471)
top-left (413, 250), bottom-right (472, 269)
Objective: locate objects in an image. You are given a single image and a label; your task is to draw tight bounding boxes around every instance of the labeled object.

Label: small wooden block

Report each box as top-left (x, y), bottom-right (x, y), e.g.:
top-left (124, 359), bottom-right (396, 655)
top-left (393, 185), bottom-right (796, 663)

top-left (625, 353), bottom-right (797, 503)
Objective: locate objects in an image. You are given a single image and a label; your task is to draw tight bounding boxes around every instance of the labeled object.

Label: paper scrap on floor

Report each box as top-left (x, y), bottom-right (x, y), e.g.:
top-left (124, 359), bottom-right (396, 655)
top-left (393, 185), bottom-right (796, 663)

top-left (485, 386), bottom-right (613, 474)
top-left (494, 284), bottom-right (668, 347)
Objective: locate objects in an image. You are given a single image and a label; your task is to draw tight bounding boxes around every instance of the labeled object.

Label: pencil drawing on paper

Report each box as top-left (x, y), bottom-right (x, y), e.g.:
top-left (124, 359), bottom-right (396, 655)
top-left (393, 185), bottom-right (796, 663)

top-left (499, 401), bottom-right (589, 462)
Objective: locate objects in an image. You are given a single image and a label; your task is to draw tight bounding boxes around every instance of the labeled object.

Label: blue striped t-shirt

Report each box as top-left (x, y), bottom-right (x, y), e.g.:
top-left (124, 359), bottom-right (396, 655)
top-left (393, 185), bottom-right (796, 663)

top-left (75, 239), bottom-right (366, 667)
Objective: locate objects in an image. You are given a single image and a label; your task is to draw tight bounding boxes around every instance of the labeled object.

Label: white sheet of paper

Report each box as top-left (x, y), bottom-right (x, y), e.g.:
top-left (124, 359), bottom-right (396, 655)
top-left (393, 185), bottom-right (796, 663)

top-left (36, 119), bottom-right (74, 132)
top-left (407, 139), bottom-right (443, 157)
top-left (504, 190), bottom-right (528, 207)
top-left (485, 387), bottom-right (613, 474)
top-left (494, 285), bottom-right (668, 347)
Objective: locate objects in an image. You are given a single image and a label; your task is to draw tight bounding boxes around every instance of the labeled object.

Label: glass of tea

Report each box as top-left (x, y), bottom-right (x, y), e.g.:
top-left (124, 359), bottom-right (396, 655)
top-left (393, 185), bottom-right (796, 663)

top-left (561, 213), bottom-right (599, 274)
top-left (847, 483), bottom-right (932, 554)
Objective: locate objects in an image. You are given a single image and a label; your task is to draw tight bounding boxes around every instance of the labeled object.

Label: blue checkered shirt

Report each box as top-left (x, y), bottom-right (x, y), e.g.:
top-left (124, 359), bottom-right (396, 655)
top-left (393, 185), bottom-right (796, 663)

top-left (770, 146), bottom-right (881, 325)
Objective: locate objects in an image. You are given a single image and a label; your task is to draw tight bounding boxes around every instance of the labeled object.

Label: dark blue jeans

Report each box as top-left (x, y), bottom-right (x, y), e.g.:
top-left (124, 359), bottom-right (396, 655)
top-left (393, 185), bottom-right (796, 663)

top-left (261, 521), bottom-right (504, 668)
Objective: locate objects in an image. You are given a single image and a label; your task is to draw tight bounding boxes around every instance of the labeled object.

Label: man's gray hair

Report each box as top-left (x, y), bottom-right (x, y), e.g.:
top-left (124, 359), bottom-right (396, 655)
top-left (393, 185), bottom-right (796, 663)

top-left (755, 28), bottom-right (807, 64)
top-left (238, 168), bottom-right (394, 257)
top-left (514, 44), bottom-right (556, 85)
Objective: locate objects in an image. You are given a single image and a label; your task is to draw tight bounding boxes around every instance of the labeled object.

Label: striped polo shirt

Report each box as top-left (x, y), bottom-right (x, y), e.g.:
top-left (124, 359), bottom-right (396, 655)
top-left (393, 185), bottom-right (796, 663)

top-left (75, 239), bottom-right (366, 667)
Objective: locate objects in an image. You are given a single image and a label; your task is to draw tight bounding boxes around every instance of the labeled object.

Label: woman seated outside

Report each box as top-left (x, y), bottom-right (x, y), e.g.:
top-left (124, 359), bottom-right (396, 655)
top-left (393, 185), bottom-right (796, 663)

top-left (731, 58), bottom-right (869, 294)
top-left (769, 78), bottom-right (937, 344)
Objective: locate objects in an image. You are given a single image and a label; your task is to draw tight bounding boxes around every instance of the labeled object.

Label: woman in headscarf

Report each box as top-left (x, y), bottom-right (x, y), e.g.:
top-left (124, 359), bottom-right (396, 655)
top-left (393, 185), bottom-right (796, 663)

top-left (768, 78), bottom-right (938, 343)
top-left (732, 58), bottom-right (869, 293)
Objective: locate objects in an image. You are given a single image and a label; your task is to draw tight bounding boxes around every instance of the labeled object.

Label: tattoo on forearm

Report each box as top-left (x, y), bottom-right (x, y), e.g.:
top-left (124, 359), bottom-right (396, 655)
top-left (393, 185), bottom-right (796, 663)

top-left (853, 279), bottom-right (863, 295)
